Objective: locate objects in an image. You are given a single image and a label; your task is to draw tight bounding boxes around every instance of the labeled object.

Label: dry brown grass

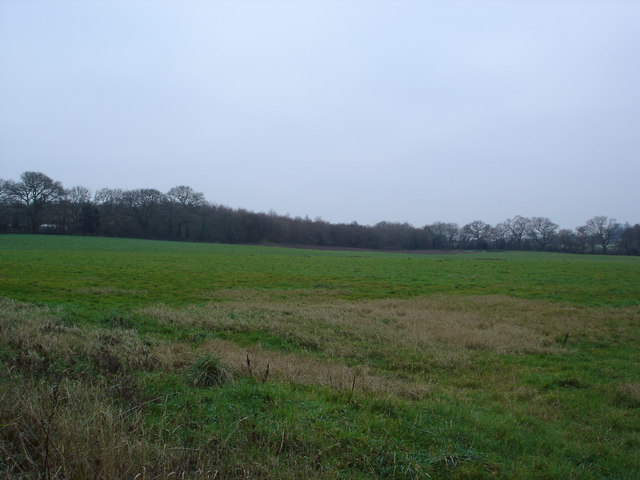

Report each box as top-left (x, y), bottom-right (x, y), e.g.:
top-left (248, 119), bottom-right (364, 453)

top-left (0, 298), bottom-right (158, 375)
top-left (143, 292), bottom-right (640, 360)
top-left (0, 370), bottom-right (224, 479)
top-left (6, 291), bottom-right (624, 403)
top-left (140, 292), bottom-right (640, 397)
top-left (2, 293), bottom-right (638, 478)
top-left (0, 295), bottom-right (429, 403)
top-left (0, 299), bottom-right (270, 479)
top-left (141, 293), bottom-right (585, 363)
top-left (617, 381), bottom-right (640, 406)
top-left (193, 338), bottom-right (431, 398)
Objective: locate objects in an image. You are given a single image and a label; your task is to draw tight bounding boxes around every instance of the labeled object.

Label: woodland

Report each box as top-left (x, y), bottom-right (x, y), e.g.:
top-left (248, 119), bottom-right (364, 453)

top-left (2, 171), bottom-right (639, 255)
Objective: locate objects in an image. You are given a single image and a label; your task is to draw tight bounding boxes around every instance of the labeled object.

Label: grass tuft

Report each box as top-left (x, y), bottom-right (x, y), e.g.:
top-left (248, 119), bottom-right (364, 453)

top-left (188, 355), bottom-right (234, 387)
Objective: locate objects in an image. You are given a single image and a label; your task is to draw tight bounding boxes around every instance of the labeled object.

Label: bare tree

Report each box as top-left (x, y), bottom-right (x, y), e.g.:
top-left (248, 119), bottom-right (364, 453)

top-left (585, 216), bottom-right (620, 254)
top-left (462, 220), bottom-right (492, 249)
top-left (64, 185), bottom-right (92, 233)
top-left (0, 179), bottom-right (14, 231)
top-left (558, 229), bottom-right (578, 253)
top-left (67, 185), bottom-right (91, 204)
top-left (504, 215), bottom-right (530, 249)
top-left (575, 225), bottom-right (591, 254)
top-left (121, 188), bottom-right (166, 236)
top-left (167, 185), bottom-right (205, 208)
top-left (430, 222), bottom-right (459, 249)
top-left (94, 188), bottom-right (123, 205)
top-left (0, 171), bottom-right (65, 232)
top-left (166, 186), bottom-right (206, 240)
top-left (373, 221), bottom-right (417, 249)
top-left (619, 223), bottom-right (640, 256)
top-left (94, 188), bottom-right (125, 235)
top-left (492, 222), bottom-right (510, 249)
top-left (527, 217), bottom-right (558, 250)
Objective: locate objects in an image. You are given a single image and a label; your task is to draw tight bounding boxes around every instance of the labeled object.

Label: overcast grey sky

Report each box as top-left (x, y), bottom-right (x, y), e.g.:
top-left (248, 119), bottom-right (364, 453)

top-left (1, 0), bottom-right (638, 229)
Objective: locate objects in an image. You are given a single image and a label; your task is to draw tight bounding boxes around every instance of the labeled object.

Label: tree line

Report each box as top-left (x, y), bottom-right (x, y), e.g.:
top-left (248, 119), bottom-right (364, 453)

top-left (1, 171), bottom-right (639, 255)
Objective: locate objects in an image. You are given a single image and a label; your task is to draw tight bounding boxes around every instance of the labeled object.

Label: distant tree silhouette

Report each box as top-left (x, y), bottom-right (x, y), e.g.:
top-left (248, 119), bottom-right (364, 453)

top-left (0, 171), bottom-right (64, 232)
top-left (527, 217), bottom-right (558, 251)
top-left (584, 216), bottom-right (620, 254)
top-left (462, 220), bottom-right (492, 249)
top-left (1, 171), bottom-right (637, 255)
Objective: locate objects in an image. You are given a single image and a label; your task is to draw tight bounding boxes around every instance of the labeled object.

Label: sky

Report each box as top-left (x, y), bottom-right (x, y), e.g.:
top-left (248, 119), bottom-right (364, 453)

top-left (1, 0), bottom-right (639, 229)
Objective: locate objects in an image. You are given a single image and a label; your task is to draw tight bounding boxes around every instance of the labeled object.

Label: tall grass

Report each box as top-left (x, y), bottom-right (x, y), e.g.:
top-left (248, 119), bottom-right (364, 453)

top-left (0, 299), bottom-right (222, 478)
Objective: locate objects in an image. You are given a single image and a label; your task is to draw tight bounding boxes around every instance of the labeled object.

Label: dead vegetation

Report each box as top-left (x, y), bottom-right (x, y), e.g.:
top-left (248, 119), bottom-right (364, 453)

top-left (2, 293), bottom-right (638, 479)
top-left (145, 291), bottom-right (640, 359)
top-left (198, 339), bottom-right (430, 398)
top-left (139, 292), bottom-right (640, 404)
top-left (0, 372), bottom-right (222, 479)
top-left (0, 300), bottom-right (209, 478)
top-left (0, 298), bottom-right (158, 376)
top-left (0, 296), bottom-right (430, 478)
top-left (0, 299), bottom-right (218, 479)
top-left (141, 293), bottom-right (583, 364)
top-left (616, 381), bottom-right (640, 408)
top-left (141, 292), bottom-right (640, 397)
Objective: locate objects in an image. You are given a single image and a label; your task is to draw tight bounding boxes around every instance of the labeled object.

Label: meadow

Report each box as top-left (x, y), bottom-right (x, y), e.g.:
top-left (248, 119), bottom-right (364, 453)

top-left (1, 234), bottom-right (639, 479)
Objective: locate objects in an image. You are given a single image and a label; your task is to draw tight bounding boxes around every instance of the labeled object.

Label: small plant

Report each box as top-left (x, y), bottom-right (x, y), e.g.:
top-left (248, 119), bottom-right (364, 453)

top-left (188, 355), bottom-right (233, 387)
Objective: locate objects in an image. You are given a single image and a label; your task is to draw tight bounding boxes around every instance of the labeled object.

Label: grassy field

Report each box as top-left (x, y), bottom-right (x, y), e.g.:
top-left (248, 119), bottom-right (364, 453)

top-left (1, 234), bottom-right (639, 479)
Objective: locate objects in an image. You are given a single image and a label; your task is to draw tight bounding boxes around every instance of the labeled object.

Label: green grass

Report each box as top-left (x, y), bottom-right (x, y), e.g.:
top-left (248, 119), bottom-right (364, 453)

top-left (1, 234), bottom-right (639, 310)
top-left (1, 234), bottom-right (639, 479)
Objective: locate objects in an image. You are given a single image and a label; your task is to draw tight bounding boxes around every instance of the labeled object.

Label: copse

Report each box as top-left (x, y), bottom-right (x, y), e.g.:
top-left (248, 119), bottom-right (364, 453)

top-left (0, 171), bottom-right (637, 255)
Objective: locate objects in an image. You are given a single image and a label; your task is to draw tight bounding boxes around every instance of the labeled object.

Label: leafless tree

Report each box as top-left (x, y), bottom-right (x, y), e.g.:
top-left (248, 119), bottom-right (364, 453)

top-left (557, 229), bottom-right (578, 252)
top-left (63, 185), bottom-right (92, 232)
top-left (167, 185), bottom-right (205, 208)
top-left (67, 185), bottom-right (91, 204)
top-left (492, 222), bottom-right (510, 249)
top-left (462, 220), bottom-right (492, 249)
top-left (122, 189), bottom-right (166, 236)
top-left (527, 217), bottom-right (558, 250)
top-left (0, 171), bottom-right (65, 232)
top-left (504, 215), bottom-right (531, 249)
top-left (585, 216), bottom-right (620, 254)
top-left (430, 222), bottom-right (459, 249)
top-left (166, 186), bottom-right (206, 239)
top-left (94, 188), bottom-right (125, 235)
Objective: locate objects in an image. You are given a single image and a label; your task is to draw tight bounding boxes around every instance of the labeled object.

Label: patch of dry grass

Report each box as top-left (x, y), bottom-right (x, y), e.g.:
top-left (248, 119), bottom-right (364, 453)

top-left (140, 292), bottom-right (640, 401)
top-left (0, 298), bottom-right (158, 375)
top-left (0, 296), bottom-right (429, 402)
top-left (616, 381), bottom-right (640, 407)
top-left (0, 369), bottom-right (224, 479)
top-left (195, 338), bottom-right (431, 398)
top-left (141, 293), bottom-right (586, 365)
top-left (0, 299), bottom-right (215, 478)
top-left (143, 292), bottom-right (640, 360)
top-left (0, 299), bottom-right (321, 479)
top-left (2, 291), bottom-right (638, 479)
